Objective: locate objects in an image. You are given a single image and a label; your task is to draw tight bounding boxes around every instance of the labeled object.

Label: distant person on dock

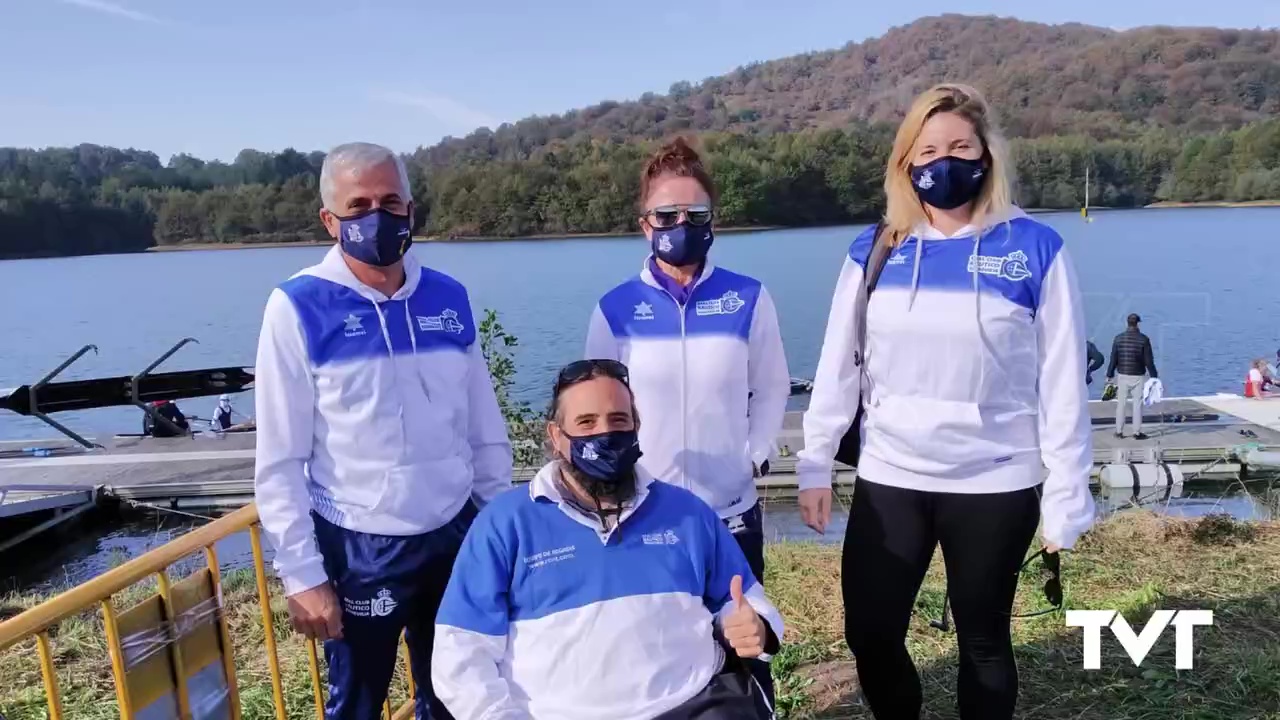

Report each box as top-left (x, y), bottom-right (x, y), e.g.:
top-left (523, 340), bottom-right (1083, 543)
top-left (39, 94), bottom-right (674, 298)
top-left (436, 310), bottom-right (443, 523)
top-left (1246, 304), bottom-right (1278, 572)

top-left (433, 360), bottom-right (782, 720)
top-left (1245, 359), bottom-right (1272, 398)
top-left (1105, 313), bottom-right (1159, 440)
top-left (582, 137), bottom-right (791, 703)
top-left (142, 399), bottom-right (189, 437)
top-left (1086, 340), bottom-right (1105, 385)
top-left (210, 394), bottom-right (236, 431)
top-left (253, 141), bottom-right (513, 720)
top-left (797, 84), bottom-right (1094, 720)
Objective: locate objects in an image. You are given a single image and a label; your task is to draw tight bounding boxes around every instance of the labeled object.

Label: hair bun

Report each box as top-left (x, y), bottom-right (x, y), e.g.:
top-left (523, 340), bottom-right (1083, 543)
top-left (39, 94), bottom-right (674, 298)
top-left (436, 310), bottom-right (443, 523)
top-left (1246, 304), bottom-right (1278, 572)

top-left (645, 136), bottom-right (704, 178)
top-left (637, 136), bottom-right (717, 211)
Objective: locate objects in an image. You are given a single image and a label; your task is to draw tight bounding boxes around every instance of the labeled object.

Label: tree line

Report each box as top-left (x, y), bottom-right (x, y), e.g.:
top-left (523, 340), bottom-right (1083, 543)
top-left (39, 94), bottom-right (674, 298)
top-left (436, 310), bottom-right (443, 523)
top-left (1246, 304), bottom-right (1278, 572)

top-left (2, 117), bottom-right (1280, 259)
top-left (415, 16), bottom-right (1280, 166)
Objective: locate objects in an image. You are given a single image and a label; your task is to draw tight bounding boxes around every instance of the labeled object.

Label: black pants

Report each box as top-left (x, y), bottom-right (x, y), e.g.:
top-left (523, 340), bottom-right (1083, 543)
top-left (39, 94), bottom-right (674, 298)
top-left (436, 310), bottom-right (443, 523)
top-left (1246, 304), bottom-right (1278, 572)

top-left (725, 503), bottom-right (775, 710)
top-left (655, 650), bottom-right (772, 720)
top-left (842, 478), bottom-right (1040, 720)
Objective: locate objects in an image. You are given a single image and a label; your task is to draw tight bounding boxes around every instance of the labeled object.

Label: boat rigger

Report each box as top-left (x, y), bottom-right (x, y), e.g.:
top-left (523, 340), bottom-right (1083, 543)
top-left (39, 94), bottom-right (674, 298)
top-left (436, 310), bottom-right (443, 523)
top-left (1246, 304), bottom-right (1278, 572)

top-left (0, 339), bottom-right (254, 449)
top-left (4, 345), bottom-right (1280, 526)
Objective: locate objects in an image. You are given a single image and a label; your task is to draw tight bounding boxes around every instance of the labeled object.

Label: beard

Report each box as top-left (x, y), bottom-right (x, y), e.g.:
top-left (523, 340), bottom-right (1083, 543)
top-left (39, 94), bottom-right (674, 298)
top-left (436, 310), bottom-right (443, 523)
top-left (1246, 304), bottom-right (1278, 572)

top-left (559, 455), bottom-right (638, 508)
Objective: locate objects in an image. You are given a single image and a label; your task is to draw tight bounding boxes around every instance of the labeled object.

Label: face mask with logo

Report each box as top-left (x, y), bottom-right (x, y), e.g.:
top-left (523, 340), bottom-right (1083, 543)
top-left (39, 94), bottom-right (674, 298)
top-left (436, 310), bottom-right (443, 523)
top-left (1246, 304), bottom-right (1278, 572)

top-left (651, 223), bottom-right (714, 267)
top-left (336, 208), bottom-right (413, 267)
top-left (560, 428), bottom-right (642, 507)
top-left (908, 156), bottom-right (987, 211)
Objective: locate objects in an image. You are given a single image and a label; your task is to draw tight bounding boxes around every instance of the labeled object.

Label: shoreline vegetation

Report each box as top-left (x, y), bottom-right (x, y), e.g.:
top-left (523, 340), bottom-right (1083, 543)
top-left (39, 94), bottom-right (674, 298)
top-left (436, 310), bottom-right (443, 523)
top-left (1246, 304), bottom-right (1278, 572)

top-left (140, 225), bottom-right (784, 252)
top-left (1143, 199), bottom-right (1280, 209)
top-left (0, 199), bottom-right (1272, 262)
top-left (1, 512), bottom-right (1277, 719)
top-left (7, 16), bottom-right (1280, 261)
top-left (124, 202), bottom-right (1280, 254)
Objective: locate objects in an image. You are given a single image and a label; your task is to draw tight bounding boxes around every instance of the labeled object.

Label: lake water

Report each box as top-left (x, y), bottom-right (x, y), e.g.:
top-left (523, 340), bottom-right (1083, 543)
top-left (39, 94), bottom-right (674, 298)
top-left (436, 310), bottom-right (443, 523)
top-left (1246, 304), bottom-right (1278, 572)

top-left (2, 207), bottom-right (1278, 441)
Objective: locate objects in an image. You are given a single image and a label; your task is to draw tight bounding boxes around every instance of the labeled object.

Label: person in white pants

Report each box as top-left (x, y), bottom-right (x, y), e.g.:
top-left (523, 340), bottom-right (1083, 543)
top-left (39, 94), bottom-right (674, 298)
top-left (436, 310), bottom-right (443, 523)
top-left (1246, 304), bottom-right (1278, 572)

top-left (1112, 374), bottom-right (1146, 437)
top-left (1106, 313), bottom-right (1158, 440)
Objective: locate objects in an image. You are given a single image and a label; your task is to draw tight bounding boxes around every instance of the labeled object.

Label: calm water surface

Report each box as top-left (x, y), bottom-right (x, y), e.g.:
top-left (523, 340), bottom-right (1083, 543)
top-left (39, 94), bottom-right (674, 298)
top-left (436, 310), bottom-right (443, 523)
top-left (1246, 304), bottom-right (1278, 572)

top-left (4, 208), bottom-right (1280, 592)
top-left (2, 207), bottom-right (1278, 439)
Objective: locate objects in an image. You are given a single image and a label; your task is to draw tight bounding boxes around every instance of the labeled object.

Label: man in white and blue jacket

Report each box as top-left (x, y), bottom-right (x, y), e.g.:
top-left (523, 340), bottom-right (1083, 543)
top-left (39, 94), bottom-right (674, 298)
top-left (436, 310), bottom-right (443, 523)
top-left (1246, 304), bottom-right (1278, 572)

top-left (433, 360), bottom-right (783, 720)
top-left (254, 142), bottom-right (512, 720)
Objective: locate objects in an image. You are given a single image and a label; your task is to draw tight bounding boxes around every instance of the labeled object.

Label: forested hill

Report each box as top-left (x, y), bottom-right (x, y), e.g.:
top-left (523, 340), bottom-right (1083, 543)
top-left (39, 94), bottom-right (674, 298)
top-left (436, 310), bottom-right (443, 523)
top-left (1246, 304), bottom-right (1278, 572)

top-left (4, 14), bottom-right (1280, 259)
top-left (417, 14), bottom-right (1280, 168)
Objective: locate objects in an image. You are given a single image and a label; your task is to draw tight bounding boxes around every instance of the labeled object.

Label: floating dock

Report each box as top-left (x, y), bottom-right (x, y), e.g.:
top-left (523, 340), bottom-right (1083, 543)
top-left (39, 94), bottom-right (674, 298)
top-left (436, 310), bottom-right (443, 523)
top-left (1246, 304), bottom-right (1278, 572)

top-left (1, 395), bottom-right (1278, 518)
top-left (0, 483), bottom-right (100, 554)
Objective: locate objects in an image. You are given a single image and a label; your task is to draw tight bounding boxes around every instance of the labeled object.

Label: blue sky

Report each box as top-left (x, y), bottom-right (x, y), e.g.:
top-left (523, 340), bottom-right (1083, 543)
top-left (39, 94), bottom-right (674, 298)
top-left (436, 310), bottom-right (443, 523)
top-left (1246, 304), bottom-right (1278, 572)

top-left (2, 0), bottom-right (1277, 162)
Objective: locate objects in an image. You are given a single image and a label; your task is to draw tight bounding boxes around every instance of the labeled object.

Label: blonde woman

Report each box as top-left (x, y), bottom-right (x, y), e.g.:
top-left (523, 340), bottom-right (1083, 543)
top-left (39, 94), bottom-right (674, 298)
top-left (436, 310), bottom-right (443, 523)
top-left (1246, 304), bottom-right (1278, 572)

top-left (796, 84), bottom-right (1094, 719)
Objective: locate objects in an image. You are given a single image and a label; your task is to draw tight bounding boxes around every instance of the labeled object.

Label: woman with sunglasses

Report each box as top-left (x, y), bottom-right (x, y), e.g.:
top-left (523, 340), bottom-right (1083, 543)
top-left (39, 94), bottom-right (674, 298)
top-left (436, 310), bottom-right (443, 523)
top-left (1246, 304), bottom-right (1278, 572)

top-left (584, 137), bottom-right (791, 700)
top-left (797, 84), bottom-right (1095, 720)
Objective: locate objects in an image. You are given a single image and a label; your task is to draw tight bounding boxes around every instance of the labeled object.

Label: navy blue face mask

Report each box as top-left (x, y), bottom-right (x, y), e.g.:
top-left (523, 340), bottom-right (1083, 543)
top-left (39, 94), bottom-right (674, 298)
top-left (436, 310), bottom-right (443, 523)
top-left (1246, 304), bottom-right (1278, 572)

top-left (561, 428), bottom-right (642, 506)
top-left (336, 208), bottom-right (413, 267)
top-left (651, 222), bottom-right (714, 267)
top-left (908, 156), bottom-right (987, 211)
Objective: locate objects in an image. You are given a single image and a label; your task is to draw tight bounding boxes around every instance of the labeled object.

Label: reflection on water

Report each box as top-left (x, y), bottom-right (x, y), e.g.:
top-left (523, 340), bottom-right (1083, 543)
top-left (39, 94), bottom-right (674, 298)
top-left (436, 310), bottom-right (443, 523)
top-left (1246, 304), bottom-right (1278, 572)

top-left (4, 481), bottom-right (1278, 594)
top-left (2, 509), bottom-right (257, 595)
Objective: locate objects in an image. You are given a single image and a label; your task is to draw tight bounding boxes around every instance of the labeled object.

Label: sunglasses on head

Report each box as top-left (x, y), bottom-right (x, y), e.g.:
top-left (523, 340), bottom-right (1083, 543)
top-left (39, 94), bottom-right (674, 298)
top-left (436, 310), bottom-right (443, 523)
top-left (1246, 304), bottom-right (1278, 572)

top-left (642, 204), bottom-right (713, 230)
top-left (554, 359), bottom-right (630, 395)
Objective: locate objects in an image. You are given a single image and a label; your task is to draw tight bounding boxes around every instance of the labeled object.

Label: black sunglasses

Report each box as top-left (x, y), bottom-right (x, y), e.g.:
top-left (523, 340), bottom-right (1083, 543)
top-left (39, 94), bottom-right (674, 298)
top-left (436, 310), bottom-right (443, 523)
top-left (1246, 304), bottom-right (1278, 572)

top-left (930, 548), bottom-right (1063, 633)
top-left (1010, 548), bottom-right (1062, 619)
top-left (642, 204), bottom-right (713, 230)
top-left (554, 359), bottom-right (630, 395)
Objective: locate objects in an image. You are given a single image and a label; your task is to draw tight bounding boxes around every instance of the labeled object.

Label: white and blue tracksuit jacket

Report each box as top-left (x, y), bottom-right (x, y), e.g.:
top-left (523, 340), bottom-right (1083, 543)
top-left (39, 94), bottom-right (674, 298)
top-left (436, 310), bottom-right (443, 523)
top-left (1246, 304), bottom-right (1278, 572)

top-left (798, 207), bottom-right (1096, 549)
top-left (432, 462), bottom-right (784, 720)
top-left (584, 259), bottom-right (791, 519)
top-left (253, 246), bottom-right (513, 595)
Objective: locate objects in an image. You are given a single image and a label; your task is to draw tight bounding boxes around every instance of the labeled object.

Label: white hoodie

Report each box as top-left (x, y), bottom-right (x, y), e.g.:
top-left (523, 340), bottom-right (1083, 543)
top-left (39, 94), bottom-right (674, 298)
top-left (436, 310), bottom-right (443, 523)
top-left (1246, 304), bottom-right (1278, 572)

top-left (797, 208), bottom-right (1095, 549)
top-left (584, 259), bottom-right (791, 518)
top-left (253, 246), bottom-right (513, 595)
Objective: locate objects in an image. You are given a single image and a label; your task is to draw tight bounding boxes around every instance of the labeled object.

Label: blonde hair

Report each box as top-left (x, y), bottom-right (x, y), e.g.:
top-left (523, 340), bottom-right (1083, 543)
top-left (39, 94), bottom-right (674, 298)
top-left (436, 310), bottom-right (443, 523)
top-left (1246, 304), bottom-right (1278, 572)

top-left (882, 84), bottom-right (1015, 246)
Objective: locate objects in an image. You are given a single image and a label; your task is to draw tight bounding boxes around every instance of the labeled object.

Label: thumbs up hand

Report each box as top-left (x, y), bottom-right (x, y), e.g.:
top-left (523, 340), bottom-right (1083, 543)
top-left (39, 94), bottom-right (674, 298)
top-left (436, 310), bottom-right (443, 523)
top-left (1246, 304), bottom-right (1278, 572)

top-left (723, 575), bottom-right (768, 658)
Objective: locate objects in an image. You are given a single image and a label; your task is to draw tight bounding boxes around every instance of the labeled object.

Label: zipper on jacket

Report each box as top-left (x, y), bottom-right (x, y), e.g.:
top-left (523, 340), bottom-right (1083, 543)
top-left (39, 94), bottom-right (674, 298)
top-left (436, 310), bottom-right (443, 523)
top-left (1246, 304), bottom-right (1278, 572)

top-left (653, 285), bottom-right (691, 492)
top-left (678, 301), bottom-right (689, 492)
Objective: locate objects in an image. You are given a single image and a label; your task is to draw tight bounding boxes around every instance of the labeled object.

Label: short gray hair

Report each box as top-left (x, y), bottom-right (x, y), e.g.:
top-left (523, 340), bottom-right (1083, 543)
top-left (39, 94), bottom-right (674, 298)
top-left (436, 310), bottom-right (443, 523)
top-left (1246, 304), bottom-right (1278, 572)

top-left (319, 142), bottom-right (412, 211)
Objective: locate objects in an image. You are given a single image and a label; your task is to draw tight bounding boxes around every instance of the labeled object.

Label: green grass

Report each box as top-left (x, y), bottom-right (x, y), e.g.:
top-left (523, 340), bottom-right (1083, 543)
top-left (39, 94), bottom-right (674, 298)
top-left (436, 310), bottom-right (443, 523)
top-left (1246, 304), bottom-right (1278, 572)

top-left (765, 512), bottom-right (1280, 719)
top-left (3, 513), bottom-right (1279, 719)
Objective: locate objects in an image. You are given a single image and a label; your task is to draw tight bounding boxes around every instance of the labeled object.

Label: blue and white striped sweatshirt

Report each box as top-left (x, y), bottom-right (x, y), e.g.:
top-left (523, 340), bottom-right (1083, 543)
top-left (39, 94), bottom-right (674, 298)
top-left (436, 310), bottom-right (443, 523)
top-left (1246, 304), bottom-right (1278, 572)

top-left (432, 462), bottom-right (785, 720)
top-left (253, 246), bottom-right (513, 595)
top-left (584, 258), bottom-right (791, 518)
top-left (798, 208), bottom-right (1095, 549)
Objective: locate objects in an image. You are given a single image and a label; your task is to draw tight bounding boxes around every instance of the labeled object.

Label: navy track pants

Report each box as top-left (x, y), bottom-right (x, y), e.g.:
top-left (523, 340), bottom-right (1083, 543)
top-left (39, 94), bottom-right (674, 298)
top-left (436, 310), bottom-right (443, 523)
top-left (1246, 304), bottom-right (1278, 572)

top-left (313, 501), bottom-right (477, 720)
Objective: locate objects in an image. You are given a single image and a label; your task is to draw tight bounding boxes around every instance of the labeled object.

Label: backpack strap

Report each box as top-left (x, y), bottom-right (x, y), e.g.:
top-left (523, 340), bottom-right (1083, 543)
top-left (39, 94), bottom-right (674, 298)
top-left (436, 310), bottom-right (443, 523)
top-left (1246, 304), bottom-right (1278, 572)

top-left (852, 222), bottom-right (891, 369)
top-left (864, 221), bottom-right (892, 293)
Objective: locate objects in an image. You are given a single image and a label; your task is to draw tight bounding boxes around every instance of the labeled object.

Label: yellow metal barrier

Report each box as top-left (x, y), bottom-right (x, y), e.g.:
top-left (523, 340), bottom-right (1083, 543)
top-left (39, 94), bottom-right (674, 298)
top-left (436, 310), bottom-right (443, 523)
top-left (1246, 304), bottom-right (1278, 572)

top-left (0, 504), bottom-right (417, 720)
